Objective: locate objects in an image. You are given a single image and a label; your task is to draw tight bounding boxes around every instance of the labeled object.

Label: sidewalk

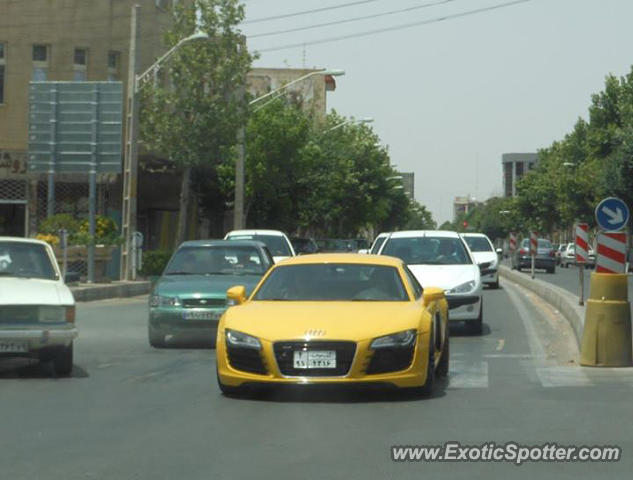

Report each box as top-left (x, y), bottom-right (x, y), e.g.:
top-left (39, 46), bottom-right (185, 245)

top-left (70, 280), bottom-right (152, 302)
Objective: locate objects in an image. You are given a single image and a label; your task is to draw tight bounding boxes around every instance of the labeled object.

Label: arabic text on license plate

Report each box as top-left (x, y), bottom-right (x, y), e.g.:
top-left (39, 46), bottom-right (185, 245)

top-left (0, 343), bottom-right (28, 353)
top-left (293, 350), bottom-right (336, 369)
top-left (183, 310), bottom-right (221, 321)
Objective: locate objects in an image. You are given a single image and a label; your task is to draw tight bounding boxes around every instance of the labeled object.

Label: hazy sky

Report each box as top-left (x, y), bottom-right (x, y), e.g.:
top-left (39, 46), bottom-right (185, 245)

top-left (241, 0), bottom-right (633, 225)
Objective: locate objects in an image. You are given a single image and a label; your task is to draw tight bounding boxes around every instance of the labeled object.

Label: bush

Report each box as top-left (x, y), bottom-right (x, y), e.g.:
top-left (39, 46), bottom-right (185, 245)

top-left (140, 250), bottom-right (173, 277)
top-left (38, 214), bottom-right (80, 236)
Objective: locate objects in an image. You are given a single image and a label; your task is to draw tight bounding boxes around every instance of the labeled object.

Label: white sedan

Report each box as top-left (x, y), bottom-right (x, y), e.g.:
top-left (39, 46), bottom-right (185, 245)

top-left (378, 230), bottom-right (484, 334)
top-left (461, 233), bottom-right (500, 288)
top-left (0, 237), bottom-right (77, 375)
top-left (224, 229), bottom-right (295, 264)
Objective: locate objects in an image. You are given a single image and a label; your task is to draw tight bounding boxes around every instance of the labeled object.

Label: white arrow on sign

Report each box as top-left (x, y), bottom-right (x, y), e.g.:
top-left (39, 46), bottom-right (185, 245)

top-left (602, 206), bottom-right (624, 225)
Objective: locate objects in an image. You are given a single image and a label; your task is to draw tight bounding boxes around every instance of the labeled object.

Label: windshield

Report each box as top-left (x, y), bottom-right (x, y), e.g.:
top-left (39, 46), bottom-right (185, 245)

top-left (228, 234), bottom-right (291, 257)
top-left (164, 246), bottom-right (268, 276)
top-left (382, 236), bottom-right (472, 265)
top-left (0, 242), bottom-right (58, 280)
top-left (463, 236), bottom-right (493, 252)
top-left (254, 264), bottom-right (408, 301)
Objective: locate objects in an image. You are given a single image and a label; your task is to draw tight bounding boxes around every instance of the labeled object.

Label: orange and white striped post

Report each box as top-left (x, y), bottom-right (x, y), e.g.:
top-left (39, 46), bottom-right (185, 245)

top-left (509, 232), bottom-right (517, 256)
top-left (575, 222), bottom-right (589, 305)
top-left (596, 232), bottom-right (627, 273)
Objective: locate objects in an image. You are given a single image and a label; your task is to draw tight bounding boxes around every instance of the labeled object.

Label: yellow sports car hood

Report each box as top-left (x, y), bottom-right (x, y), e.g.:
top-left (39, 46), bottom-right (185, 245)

top-left (222, 301), bottom-right (427, 342)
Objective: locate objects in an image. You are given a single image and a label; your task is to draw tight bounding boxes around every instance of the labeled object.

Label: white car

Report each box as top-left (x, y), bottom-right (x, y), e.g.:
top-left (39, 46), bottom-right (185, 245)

top-left (224, 229), bottom-right (295, 264)
top-left (369, 232), bottom-right (391, 255)
top-left (378, 230), bottom-right (484, 333)
top-left (461, 233), bottom-right (500, 288)
top-left (0, 237), bottom-right (77, 376)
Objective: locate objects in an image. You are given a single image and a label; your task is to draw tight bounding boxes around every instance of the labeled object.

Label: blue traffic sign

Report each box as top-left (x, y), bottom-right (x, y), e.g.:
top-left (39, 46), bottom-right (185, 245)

top-left (595, 197), bottom-right (629, 231)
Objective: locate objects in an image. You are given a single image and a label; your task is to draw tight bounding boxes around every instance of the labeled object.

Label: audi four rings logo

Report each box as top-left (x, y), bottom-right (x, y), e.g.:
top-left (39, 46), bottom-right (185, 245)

top-left (305, 329), bottom-right (326, 337)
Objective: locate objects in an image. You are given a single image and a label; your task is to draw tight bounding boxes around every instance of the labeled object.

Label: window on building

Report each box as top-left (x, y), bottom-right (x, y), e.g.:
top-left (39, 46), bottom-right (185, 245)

top-left (0, 43), bottom-right (5, 104)
top-left (32, 44), bottom-right (49, 81)
top-left (73, 48), bottom-right (87, 81)
top-left (107, 51), bottom-right (120, 81)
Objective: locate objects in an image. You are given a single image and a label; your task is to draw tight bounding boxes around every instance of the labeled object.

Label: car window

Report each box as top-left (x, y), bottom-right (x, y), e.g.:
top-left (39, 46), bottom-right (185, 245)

top-left (228, 234), bottom-right (291, 257)
top-left (381, 236), bottom-right (472, 265)
top-left (538, 240), bottom-right (552, 248)
top-left (0, 242), bottom-right (58, 280)
top-left (253, 264), bottom-right (409, 301)
top-left (402, 265), bottom-right (423, 299)
top-left (463, 236), bottom-right (493, 252)
top-left (164, 245), bottom-right (267, 275)
top-left (370, 235), bottom-right (387, 254)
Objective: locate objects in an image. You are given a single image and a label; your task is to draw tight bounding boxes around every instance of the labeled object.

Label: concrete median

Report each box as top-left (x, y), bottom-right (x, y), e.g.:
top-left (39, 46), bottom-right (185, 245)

top-left (499, 265), bottom-right (585, 346)
top-left (70, 281), bottom-right (151, 302)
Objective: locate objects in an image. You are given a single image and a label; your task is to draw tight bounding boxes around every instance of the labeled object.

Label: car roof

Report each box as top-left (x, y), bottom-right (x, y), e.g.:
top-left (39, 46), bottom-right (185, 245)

top-left (273, 253), bottom-right (404, 267)
top-left (0, 237), bottom-right (49, 247)
top-left (389, 230), bottom-right (460, 239)
top-left (179, 239), bottom-right (267, 248)
top-left (226, 230), bottom-right (286, 237)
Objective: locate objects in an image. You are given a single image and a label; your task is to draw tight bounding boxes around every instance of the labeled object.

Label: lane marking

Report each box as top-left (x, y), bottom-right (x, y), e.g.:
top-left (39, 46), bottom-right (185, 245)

top-left (447, 360), bottom-right (488, 389)
top-left (496, 339), bottom-right (505, 351)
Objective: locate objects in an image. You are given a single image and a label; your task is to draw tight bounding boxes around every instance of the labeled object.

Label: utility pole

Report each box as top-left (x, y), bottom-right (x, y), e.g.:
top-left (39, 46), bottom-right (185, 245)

top-left (234, 124), bottom-right (245, 230)
top-left (120, 4), bottom-right (141, 280)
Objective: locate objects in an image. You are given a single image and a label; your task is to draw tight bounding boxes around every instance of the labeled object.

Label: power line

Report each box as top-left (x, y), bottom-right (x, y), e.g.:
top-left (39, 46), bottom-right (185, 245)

top-left (244, 0), bottom-right (386, 25)
top-left (248, 0), bottom-right (459, 39)
top-left (255, 0), bottom-right (532, 53)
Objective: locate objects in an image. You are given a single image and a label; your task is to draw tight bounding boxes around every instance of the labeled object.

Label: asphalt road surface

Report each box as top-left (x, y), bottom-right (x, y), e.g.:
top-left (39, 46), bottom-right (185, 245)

top-left (2, 285), bottom-right (633, 479)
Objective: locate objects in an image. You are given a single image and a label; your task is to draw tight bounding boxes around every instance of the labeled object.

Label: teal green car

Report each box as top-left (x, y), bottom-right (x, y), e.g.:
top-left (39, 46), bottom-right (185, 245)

top-left (148, 240), bottom-right (273, 347)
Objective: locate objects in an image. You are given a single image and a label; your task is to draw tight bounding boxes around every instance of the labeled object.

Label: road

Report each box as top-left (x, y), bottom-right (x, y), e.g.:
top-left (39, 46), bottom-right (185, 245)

top-left (2, 285), bottom-right (633, 479)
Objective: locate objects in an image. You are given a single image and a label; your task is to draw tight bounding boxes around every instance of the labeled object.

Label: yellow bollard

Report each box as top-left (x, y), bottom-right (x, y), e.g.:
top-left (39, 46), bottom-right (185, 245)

top-left (580, 273), bottom-right (633, 367)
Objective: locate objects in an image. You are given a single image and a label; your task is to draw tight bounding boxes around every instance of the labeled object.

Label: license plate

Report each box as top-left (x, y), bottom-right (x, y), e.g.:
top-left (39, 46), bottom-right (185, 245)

top-left (0, 343), bottom-right (28, 353)
top-left (293, 350), bottom-right (336, 369)
top-left (182, 310), bottom-right (221, 321)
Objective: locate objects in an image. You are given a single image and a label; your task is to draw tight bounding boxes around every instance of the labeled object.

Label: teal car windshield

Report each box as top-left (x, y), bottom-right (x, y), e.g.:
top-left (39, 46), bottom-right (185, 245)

top-left (164, 246), bottom-right (268, 276)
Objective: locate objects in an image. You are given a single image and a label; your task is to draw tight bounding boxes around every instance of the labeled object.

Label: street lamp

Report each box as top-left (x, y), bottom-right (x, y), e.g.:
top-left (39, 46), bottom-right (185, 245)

top-left (233, 68), bottom-right (345, 230)
top-left (121, 4), bottom-right (211, 280)
top-left (325, 117), bottom-right (373, 133)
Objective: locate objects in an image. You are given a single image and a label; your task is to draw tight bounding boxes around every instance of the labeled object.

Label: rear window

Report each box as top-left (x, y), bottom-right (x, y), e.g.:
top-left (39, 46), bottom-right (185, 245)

top-left (463, 236), bottom-right (493, 252)
top-left (228, 234), bottom-right (291, 257)
top-left (538, 240), bottom-right (552, 248)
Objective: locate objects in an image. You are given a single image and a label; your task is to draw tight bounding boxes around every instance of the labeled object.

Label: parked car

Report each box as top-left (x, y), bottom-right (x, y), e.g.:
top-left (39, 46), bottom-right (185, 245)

top-left (461, 233), bottom-right (500, 289)
top-left (148, 240), bottom-right (273, 348)
top-left (555, 244), bottom-right (566, 265)
top-left (216, 254), bottom-right (449, 396)
top-left (291, 237), bottom-right (319, 255)
top-left (378, 230), bottom-right (484, 334)
top-left (0, 237), bottom-right (77, 376)
top-left (225, 229), bottom-right (295, 263)
top-left (512, 238), bottom-right (556, 273)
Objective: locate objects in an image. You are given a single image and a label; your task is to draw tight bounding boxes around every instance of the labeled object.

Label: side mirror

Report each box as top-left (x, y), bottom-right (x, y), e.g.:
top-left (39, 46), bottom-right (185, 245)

top-left (423, 287), bottom-right (445, 306)
top-left (226, 285), bottom-right (247, 306)
top-left (478, 261), bottom-right (494, 276)
top-left (496, 248), bottom-right (503, 255)
top-left (357, 249), bottom-right (369, 254)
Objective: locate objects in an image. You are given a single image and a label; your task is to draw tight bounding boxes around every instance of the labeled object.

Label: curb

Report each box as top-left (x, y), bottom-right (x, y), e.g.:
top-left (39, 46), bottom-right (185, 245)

top-left (70, 281), bottom-right (151, 302)
top-left (499, 265), bottom-right (584, 347)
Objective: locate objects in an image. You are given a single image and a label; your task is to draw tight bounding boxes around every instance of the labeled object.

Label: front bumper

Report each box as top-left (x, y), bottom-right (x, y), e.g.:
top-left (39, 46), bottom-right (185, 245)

top-left (149, 307), bottom-right (224, 338)
top-left (445, 295), bottom-right (481, 321)
top-left (0, 325), bottom-right (78, 354)
top-left (216, 333), bottom-right (431, 389)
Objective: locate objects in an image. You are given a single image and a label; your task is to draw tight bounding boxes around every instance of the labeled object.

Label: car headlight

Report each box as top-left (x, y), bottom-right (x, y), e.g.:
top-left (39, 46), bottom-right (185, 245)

top-left (149, 295), bottom-right (181, 307)
top-left (226, 329), bottom-right (261, 350)
top-left (446, 280), bottom-right (477, 294)
top-left (370, 330), bottom-right (416, 349)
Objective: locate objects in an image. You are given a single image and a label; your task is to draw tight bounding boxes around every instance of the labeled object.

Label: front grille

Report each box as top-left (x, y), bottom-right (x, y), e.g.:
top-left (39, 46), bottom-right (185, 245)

top-left (226, 345), bottom-right (267, 375)
top-left (182, 298), bottom-right (225, 308)
top-left (366, 344), bottom-right (416, 374)
top-left (0, 306), bottom-right (38, 324)
top-left (273, 341), bottom-right (356, 377)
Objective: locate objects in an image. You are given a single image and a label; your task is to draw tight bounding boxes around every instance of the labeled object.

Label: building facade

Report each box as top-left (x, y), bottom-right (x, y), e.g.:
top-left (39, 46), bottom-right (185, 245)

top-left (453, 196), bottom-right (479, 221)
top-left (502, 152), bottom-right (538, 197)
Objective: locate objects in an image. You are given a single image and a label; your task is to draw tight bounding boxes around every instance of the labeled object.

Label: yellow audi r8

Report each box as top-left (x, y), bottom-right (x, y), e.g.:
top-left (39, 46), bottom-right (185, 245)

top-left (216, 254), bottom-right (449, 396)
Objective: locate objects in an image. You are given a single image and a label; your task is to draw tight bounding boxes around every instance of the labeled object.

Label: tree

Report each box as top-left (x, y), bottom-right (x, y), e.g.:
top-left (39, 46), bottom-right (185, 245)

top-left (140, 0), bottom-right (254, 245)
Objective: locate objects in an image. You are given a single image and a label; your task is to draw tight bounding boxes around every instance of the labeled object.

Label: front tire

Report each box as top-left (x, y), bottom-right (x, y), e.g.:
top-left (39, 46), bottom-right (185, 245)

top-left (148, 324), bottom-right (166, 348)
top-left (436, 330), bottom-right (449, 378)
top-left (52, 344), bottom-right (73, 377)
top-left (469, 301), bottom-right (483, 335)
